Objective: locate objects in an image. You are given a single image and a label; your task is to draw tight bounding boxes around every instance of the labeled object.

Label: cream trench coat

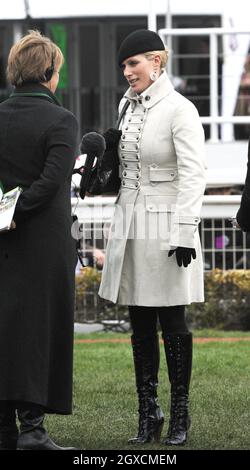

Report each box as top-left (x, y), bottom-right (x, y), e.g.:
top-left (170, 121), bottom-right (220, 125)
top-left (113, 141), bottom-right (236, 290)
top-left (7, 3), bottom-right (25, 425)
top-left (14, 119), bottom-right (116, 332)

top-left (99, 71), bottom-right (206, 306)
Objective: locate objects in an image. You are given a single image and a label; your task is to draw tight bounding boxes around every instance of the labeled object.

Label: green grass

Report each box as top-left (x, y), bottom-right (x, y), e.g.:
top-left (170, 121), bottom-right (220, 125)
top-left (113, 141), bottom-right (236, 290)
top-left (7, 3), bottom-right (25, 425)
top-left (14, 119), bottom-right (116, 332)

top-left (192, 328), bottom-right (250, 338)
top-left (46, 331), bottom-right (250, 450)
top-left (74, 328), bottom-right (250, 341)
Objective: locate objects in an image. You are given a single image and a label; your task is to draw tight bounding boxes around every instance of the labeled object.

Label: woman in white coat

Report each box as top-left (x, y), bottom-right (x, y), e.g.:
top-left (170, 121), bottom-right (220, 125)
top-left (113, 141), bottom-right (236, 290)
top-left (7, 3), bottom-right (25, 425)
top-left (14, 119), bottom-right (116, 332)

top-left (99, 30), bottom-right (206, 446)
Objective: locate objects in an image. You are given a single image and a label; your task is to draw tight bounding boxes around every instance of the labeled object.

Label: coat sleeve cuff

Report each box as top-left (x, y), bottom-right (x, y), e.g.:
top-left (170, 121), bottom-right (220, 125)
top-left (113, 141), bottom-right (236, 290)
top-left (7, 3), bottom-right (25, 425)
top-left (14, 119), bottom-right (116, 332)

top-left (169, 216), bottom-right (200, 248)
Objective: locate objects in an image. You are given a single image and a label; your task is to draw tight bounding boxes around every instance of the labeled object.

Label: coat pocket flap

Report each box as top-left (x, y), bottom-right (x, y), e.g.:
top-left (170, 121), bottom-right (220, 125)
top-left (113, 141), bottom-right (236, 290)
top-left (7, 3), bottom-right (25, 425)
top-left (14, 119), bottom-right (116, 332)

top-left (149, 167), bottom-right (177, 182)
top-left (145, 195), bottom-right (176, 212)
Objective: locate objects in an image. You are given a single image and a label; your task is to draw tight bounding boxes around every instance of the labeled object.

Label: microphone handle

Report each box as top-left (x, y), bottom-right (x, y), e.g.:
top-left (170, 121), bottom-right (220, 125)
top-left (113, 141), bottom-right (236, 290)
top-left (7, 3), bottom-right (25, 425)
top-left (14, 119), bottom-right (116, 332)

top-left (79, 154), bottom-right (96, 199)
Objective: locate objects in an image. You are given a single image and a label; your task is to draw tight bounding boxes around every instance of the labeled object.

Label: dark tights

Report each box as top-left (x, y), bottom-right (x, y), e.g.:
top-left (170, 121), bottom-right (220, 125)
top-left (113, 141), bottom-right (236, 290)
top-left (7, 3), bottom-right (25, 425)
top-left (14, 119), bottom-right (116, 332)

top-left (129, 305), bottom-right (189, 337)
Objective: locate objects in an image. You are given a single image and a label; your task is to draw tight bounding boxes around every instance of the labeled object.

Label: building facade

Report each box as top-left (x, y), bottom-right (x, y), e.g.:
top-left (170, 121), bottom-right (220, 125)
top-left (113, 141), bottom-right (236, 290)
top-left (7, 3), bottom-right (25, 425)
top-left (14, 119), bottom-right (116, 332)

top-left (0, 12), bottom-right (222, 136)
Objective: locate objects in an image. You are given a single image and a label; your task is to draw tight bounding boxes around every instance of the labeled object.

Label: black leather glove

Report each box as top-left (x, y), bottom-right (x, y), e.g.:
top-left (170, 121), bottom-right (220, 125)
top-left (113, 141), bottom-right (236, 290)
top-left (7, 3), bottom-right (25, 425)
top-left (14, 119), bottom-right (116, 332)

top-left (168, 247), bottom-right (196, 267)
top-left (102, 128), bottom-right (122, 151)
top-left (100, 149), bottom-right (120, 171)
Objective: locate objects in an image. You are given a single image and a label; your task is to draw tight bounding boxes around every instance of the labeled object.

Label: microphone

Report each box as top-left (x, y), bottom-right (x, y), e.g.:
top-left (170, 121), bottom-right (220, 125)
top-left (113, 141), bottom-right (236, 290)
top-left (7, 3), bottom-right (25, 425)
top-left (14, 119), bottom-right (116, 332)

top-left (79, 132), bottom-right (106, 199)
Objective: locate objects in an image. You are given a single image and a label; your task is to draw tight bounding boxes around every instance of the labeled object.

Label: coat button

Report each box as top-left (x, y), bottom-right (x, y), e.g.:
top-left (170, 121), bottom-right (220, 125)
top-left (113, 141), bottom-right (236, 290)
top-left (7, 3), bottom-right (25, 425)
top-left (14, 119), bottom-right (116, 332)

top-left (124, 163), bottom-right (128, 167)
top-left (145, 95), bottom-right (150, 101)
top-left (122, 135), bottom-right (125, 139)
top-left (123, 171), bottom-right (127, 176)
top-left (141, 118), bottom-right (143, 122)
top-left (122, 181), bottom-right (125, 185)
top-left (121, 145), bottom-right (125, 149)
top-left (125, 127), bottom-right (128, 130)
top-left (128, 118), bottom-right (131, 122)
top-left (135, 183), bottom-right (139, 188)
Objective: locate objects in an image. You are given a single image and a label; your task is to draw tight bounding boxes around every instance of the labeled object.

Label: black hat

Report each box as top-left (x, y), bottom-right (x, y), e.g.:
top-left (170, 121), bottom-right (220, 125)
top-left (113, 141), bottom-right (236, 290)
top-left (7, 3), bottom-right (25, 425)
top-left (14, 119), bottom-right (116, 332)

top-left (118, 29), bottom-right (165, 66)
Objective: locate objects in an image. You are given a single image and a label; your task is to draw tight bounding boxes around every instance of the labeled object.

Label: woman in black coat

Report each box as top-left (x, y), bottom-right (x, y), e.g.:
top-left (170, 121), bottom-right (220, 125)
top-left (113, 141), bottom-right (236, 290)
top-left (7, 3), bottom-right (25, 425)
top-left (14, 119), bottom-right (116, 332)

top-left (0, 30), bottom-right (78, 450)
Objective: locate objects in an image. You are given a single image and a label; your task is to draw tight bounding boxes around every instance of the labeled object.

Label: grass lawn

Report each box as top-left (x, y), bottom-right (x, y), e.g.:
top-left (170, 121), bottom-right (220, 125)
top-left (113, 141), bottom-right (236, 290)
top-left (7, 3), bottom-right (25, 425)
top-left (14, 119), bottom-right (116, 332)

top-left (46, 330), bottom-right (250, 450)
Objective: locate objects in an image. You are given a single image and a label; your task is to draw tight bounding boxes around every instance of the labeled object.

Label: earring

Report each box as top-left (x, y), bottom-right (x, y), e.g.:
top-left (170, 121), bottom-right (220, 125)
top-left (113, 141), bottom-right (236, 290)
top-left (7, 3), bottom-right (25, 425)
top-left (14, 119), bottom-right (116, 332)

top-left (150, 71), bottom-right (158, 82)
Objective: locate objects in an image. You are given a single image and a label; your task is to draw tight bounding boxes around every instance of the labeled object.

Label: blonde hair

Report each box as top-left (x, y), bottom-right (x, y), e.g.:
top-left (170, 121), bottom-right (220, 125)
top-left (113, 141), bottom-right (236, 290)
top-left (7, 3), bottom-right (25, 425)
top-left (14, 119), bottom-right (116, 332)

top-left (144, 48), bottom-right (169, 69)
top-left (7, 30), bottom-right (64, 86)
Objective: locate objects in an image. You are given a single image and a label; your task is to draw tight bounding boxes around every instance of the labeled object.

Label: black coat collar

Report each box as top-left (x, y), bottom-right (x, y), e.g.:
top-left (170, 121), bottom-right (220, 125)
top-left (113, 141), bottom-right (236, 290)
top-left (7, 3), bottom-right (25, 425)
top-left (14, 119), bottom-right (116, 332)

top-left (10, 83), bottom-right (61, 106)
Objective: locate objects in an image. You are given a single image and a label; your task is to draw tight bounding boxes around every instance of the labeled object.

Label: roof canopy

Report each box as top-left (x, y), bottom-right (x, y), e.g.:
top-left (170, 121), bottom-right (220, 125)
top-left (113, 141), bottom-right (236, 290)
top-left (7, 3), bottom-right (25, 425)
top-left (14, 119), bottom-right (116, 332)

top-left (0, 0), bottom-right (227, 20)
top-left (0, 1), bottom-right (26, 19)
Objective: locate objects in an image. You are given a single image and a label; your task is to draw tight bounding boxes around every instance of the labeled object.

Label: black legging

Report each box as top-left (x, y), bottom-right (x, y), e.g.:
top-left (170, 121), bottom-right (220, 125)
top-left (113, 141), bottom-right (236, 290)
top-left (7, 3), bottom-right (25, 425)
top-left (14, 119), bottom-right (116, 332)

top-left (129, 305), bottom-right (189, 337)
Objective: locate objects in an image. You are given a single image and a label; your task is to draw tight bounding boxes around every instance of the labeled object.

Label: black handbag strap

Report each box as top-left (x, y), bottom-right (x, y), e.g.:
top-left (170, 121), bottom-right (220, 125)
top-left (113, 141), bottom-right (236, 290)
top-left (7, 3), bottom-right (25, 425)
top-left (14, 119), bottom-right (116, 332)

top-left (116, 100), bottom-right (130, 129)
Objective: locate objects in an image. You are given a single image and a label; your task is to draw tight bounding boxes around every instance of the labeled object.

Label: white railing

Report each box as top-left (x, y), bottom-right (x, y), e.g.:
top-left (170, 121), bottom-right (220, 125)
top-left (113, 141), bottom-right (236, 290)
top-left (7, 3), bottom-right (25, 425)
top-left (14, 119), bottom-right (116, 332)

top-left (72, 195), bottom-right (250, 271)
top-left (73, 195), bottom-right (250, 322)
top-left (158, 27), bottom-right (250, 143)
top-left (72, 195), bottom-right (241, 222)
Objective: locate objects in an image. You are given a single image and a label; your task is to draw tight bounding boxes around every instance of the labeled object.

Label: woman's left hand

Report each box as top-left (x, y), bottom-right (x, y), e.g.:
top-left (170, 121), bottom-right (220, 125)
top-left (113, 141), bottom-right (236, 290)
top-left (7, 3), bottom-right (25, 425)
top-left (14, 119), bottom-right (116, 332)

top-left (168, 247), bottom-right (196, 267)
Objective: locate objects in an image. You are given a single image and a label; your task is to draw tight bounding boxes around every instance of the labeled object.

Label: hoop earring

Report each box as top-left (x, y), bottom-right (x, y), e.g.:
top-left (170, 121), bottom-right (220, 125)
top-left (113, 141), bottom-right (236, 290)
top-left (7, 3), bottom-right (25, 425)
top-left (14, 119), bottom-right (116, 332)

top-left (149, 71), bottom-right (158, 82)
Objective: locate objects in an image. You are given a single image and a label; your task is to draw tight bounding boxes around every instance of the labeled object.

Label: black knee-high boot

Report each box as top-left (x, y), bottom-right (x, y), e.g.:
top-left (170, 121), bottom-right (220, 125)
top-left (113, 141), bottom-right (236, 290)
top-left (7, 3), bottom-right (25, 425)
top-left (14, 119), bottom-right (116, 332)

top-left (128, 334), bottom-right (164, 444)
top-left (0, 402), bottom-right (19, 450)
top-left (17, 404), bottom-right (76, 450)
top-left (162, 333), bottom-right (192, 446)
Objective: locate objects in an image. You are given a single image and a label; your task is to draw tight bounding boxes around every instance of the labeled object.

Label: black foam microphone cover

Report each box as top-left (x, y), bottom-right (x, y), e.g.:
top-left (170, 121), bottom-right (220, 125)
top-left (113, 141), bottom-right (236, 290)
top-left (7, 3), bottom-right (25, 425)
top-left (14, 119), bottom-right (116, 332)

top-left (80, 132), bottom-right (106, 162)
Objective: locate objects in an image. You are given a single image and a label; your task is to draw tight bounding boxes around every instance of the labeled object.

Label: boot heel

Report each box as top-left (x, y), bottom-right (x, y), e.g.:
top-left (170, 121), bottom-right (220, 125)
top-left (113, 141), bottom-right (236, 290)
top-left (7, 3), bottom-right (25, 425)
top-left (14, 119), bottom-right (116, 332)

top-left (153, 419), bottom-right (164, 442)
